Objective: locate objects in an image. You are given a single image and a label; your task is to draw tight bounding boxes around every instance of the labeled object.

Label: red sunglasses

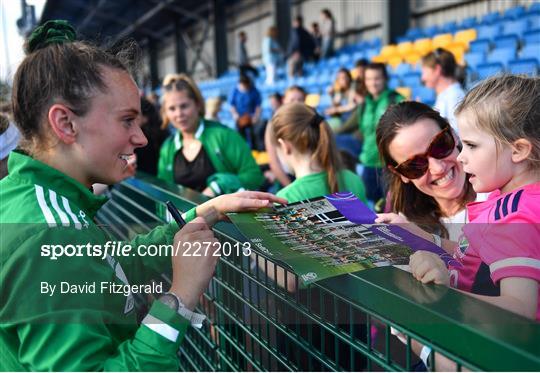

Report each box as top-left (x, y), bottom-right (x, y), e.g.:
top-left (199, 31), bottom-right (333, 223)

top-left (389, 126), bottom-right (455, 179)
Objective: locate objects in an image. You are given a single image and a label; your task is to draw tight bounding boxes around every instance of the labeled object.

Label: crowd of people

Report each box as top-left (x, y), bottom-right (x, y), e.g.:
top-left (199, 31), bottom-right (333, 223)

top-left (0, 17), bottom-right (538, 372)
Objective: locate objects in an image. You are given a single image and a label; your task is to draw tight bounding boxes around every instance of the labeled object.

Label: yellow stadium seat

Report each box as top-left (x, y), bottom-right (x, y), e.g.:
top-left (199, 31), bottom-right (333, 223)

top-left (372, 55), bottom-right (387, 63)
top-left (413, 38), bottom-right (433, 56)
top-left (432, 33), bottom-right (453, 49)
top-left (395, 87), bottom-right (412, 100)
top-left (387, 55), bottom-right (403, 68)
top-left (397, 41), bottom-right (414, 56)
top-left (380, 45), bottom-right (398, 57)
top-left (305, 93), bottom-right (321, 108)
top-left (454, 28), bottom-right (477, 50)
top-left (404, 52), bottom-right (422, 65)
top-left (445, 43), bottom-right (466, 65)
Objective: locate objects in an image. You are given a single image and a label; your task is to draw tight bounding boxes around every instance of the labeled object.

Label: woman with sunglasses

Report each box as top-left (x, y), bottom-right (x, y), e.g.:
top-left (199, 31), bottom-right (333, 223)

top-left (375, 101), bottom-right (481, 241)
top-left (157, 74), bottom-right (264, 197)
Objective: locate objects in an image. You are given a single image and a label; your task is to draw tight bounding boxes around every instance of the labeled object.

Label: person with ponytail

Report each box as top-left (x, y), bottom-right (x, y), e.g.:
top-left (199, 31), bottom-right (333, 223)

top-left (0, 20), bottom-right (284, 371)
top-left (270, 102), bottom-right (367, 203)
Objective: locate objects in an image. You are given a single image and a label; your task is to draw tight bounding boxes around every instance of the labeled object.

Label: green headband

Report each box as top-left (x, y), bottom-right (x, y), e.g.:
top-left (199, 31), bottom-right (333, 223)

top-left (27, 20), bottom-right (76, 53)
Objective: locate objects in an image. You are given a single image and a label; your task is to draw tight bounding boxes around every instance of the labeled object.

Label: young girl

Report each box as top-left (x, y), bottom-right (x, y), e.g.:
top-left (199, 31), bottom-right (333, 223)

top-left (270, 102), bottom-right (367, 203)
top-left (411, 75), bottom-right (540, 322)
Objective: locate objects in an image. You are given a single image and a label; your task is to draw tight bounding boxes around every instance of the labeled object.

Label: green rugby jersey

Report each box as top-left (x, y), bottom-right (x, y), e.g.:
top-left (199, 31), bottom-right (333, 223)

top-left (0, 151), bottom-right (195, 371)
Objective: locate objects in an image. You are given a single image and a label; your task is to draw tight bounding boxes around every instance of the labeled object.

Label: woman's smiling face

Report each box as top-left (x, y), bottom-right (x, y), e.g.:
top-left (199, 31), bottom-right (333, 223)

top-left (388, 118), bottom-right (466, 205)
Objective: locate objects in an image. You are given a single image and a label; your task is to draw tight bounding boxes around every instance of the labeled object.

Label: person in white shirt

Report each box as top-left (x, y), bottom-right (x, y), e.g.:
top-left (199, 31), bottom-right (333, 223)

top-left (421, 48), bottom-right (465, 133)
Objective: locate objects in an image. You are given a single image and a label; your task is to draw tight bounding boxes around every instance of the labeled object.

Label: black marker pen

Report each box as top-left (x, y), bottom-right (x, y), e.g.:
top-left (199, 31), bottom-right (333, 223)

top-left (166, 201), bottom-right (187, 227)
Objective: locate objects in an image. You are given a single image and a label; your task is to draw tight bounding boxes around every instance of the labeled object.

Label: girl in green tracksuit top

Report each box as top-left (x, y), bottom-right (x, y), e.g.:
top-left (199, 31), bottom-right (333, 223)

top-left (157, 74), bottom-right (264, 196)
top-left (0, 21), bottom-right (283, 372)
top-left (269, 102), bottom-right (367, 204)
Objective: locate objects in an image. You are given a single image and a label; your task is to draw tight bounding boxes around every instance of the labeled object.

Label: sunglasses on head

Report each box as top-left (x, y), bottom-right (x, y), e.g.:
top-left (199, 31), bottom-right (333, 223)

top-left (389, 126), bottom-right (455, 179)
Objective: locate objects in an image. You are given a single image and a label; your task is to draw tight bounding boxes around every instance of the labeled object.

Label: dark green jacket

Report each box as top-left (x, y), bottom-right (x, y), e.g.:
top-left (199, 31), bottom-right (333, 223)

top-left (157, 119), bottom-right (264, 194)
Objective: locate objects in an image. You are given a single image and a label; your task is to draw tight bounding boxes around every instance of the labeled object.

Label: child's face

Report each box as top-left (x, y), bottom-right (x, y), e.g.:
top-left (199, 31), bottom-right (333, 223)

top-left (457, 111), bottom-right (514, 193)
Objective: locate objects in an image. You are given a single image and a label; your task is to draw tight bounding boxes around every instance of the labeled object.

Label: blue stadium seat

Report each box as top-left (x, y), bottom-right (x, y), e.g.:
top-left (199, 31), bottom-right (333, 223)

top-left (526, 14), bottom-right (540, 30)
top-left (406, 28), bottom-right (425, 40)
top-left (501, 19), bottom-right (528, 37)
top-left (477, 62), bottom-right (504, 80)
top-left (414, 86), bottom-right (436, 106)
top-left (477, 24), bottom-right (502, 40)
top-left (529, 2), bottom-right (540, 14)
top-left (481, 11), bottom-right (502, 25)
top-left (494, 34), bottom-right (519, 50)
top-left (459, 16), bottom-right (478, 30)
top-left (402, 72), bottom-right (422, 88)
top-left (523, 29), bottom-right (540, 45)
top-left (440, 21), bottom-right (457, 34)
top-left (520, 43), bottom-right (540, 59)
top-left (366, 48), bottom-right (379, 60)
top-left (464, 52), bottom-right (486, 69)
top-left (488, 48), bottom-right (517, 67)
top-left (508, 58), bottom-right (539, 76)
top-left (352, 51), bottom-right (366, 63)
top-left (393, 63), bottom-right (412, 77)
top-left (469, 39), bottom-right (491, 54)
top-left (423, 25), bottom-right (440, 38)
top-left (503, 6), bottom-right (526, 20)
top-left (388, 75), bottom-right (401, 90)
top-left (397, 35), bottom-right (412, 43)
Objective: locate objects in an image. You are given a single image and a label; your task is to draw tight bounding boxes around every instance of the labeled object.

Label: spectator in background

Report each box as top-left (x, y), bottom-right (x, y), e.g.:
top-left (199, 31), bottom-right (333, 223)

top-left (236, 31), bottom-right (259, 79)
top-left (310, 22), bottom-right (322, 60)
top-left (320, 8), bottom-right (336, 59)
top-left (264, 86), bottom-right (307, 189)
top-left (158, 74), bottom-right (263, 196)
top-left (262, 26), bottom-right (283, 85)
top-left (134, 97), bottom-right (169, 176)
top-left (287, 16), bottom-right (316, 77)
top-left (254, 92), bottom-right (283, 152)
top-left (229, 74), bottom-right (262, 148)
top-left (421, 48), bottom-right (464, 132)
top-left (325, 68), bottom-right (359, 120)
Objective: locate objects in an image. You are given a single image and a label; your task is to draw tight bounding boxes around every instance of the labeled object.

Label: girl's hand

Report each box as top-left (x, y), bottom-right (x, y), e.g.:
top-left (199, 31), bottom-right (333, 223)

top-left (197, 191), bottom-right (287, 221)
top-left (374, 213), bottom-right (410, 224)
top-left (409, 251), bottom-right (449, 286)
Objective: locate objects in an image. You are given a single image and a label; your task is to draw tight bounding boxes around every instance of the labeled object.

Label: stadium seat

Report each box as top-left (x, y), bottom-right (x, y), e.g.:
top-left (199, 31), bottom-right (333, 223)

top-left (494, 34), bottom-right (519, 50)
top-left (489, 48), bottom-right (517, 67)
top-left (380, 45), bottom-right (398, 57)
top-left (501, 19), bottom-right (528, 37)
top-left (404, 52), bottom-right (422, 65)
top-left (503, 5), bottom-right (526, 20)
top-left (445, 43), bottom-right (466, 64)
top-left (508, 58), bottom-right (539, 76)
top-left (402, 72), bottom-right (422, 88)
top-left (529, 2), bottom-right (540, 15)
top-left (481, 11), bottom-right (502, 25)
top-left (388, 75), bottom-right (401, 90)
top-left (395, 87), bottom-right (412, 100)
top-left (424, 25), bottom-right (441, 38)
top-left (406, 27), bottom-right (425, 39)
top-left (397, 41), bottom-right (414, 56)
top-left (477, 24), bottom-right (502, 40)
top-left (477, 62), bottom-right (504, 80)
top-left (414, 86), bottom-right (436, 106)
top-left (413, 38), bottom-right (433, 55)
top-left (454, 29), bottom-right (477, 49)
top-left (469, 38), bottom-right (491, 54)
top-left (393, 63), bottom-right (412, 76)
top-left (523, 29), bottom-right (540, 46)
top-left (305, 93), bottom-right (321, 108)
top-left (432, 33), bottom-right (454, 49)
top-left (458, 17), bottom-right (477, 30)
top-left (526, 14), bottom-right (540, 30)
top-left (520, 43), bottom-right (540, 59)
top-left (464, 51), bottom-right (486, 69)
top-left (440, 21), bottom-right (457, 34)
top-left (387, 55), bottom-right (403, 68)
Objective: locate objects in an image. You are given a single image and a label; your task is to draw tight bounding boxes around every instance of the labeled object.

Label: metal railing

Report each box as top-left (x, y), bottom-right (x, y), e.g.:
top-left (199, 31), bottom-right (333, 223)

top-left (96, 174), bottom-right (540, 371)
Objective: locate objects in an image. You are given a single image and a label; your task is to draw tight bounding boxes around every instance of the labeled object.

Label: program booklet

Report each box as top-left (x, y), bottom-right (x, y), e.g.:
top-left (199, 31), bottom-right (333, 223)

top-left (228, 192), bottom-right (459, 285)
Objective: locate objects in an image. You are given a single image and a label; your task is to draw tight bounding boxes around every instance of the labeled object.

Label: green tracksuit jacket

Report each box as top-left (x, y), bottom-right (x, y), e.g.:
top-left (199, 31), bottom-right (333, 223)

top-left (157, 119), bottom-right (264, 194)
top-left (0, 151), bottom-right (197, 371)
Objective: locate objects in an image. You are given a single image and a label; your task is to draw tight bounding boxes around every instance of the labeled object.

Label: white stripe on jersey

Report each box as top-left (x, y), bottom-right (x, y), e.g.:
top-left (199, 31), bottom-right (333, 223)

top-left (142, 314), bottom-right (179, 342)
top-left (48, 189), bottom-right (70, 227)
top-left (61, 196), bottom-right (82, 230)
top-left (490, 257), bottom-right (540, 272)
top-left (35, 185), bottom-right (56, 227)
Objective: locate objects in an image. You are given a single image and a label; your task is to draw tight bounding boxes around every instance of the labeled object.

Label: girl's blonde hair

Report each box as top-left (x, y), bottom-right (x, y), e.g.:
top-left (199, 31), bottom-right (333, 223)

top-left (270, 103), bottom-right (342, 193)
top-left (455, 75), bottom-right (540, 169)
top-left (160, 73), bottom-right (205, 129)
